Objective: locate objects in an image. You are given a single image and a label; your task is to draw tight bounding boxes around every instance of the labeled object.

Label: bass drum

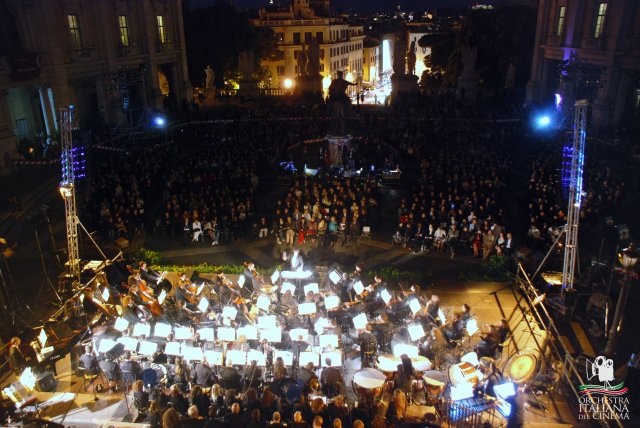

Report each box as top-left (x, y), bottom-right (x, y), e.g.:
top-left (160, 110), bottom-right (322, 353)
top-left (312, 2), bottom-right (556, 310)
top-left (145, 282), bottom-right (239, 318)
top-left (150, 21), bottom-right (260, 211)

top-left (352, 368), bottom-right (386, 403)
top-left (448, 361), bottom-right (479, 386)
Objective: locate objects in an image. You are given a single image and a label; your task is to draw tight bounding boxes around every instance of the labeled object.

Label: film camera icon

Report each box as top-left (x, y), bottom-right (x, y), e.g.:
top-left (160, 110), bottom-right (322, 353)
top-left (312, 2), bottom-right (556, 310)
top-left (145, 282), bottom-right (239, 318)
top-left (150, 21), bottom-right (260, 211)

top-left (587, 355), bottom-right (615, 389)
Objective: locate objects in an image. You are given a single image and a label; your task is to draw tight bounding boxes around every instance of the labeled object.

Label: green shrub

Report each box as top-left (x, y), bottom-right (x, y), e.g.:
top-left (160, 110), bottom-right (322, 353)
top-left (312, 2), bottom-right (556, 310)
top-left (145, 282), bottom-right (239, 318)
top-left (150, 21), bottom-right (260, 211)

top-left (133, 248), bottom-right (162, 265)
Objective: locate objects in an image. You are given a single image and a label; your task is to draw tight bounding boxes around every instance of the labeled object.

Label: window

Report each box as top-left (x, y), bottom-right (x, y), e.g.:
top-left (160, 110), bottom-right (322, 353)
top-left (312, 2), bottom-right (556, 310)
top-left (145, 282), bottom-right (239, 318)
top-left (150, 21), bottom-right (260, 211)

top-left (555, 6), bottom-right (566, 37)
top-left (305, 32), bottom-right (312, 44)
top-left (118, 15), bottom-right (130, 46)
top-left (67, 14), bottom-right (82, 50)
top-left (316, 32), bottom-right (323, 43)
top-left (276, 32), bottom-right (284, 43)
top-left (157, 15), bottom-right (167, 44)
top-left (293, 32), bottom-right (301, 44)
top-left (594, 2), bottom-right (607, 38)
top-left (277, 66), bottom-right (285, 76)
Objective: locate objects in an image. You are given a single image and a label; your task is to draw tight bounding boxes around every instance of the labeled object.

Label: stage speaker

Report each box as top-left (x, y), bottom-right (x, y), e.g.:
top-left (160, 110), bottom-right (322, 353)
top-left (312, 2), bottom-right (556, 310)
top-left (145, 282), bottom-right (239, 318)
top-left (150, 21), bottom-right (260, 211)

top-left (36, 371), bottom-right (57, 392)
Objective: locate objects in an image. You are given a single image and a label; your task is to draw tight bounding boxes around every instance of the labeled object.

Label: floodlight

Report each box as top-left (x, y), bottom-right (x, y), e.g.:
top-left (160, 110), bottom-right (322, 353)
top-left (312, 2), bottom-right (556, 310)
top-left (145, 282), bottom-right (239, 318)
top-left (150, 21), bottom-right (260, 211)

top-left (237, 325), bottom-right (258, 340)
top-left (257, 295), bottom-right (271, 311)
top-left (165, 341), bottom-right (182, 356)
top-left (198, 297), bottom-right (209, 312)
top-left (319, 334), bottom-right (338, 348)
top-left (258, 315), bottom-right (277, 329)
top-left (281, 282), bottom-right (296, 295)
top-left (409, 298), bottom-right (421, 314)
top-left (158, 290), bottom-right (167, 304)
top-left (101, 287), bottom-right (110, 301)
top-left (329, 270), bottom-right (341, 284)
top-left (133, 323), bottom-right (151, 337)
top-left (408, 323), bottom-right (425, 341)
top-left (271, 270), bottom-right (280, 284)
top-left (321, 351), bottom-right (342, 366)
top-left (536, 115), bottom-right (551, 127)
top-left (218, 327), bottom-right (236, 342)
top-left (138, 341), bottom-right (158, 356)
top-left (353, 281), bottom-right (364, 295)
top-left (283, 78), bottom-right (293, 89)
top-left (227, 350), bottom-right (247, 366)
top-left (38, 329), bottom-right (48, 348)
top-left (153, 322), bottom-right (172, 337)
top-left (300, 351), bottom-right (320, 367)
top-left (260, 329), bottom-right (281, 343)
top-left (19, 368), bottom-right (37, 391)
top-left (197, 327), bottom-right (214, 341)
top-left (204, 350), bottom-right (224, 365)
top-left (117, 336), bottom-right (139, 352)
top-left (380, 288), bottom-right (392, 304)
top-left (238, 275), bottom-right (245, 288)
top-left (393, 343), bottom-right (419, 358)
top-left (274, 350), bottom-right (293, 365)
top-left (352, 313), bottom-right (368, 330)
top-left (153, 116), bottom-right (166, 127)
top-left (174, 326), bottom-right (191, 340)
top-left (298, 302), bottom-right (317, 315)
top-left (183, 345), bottom-right (204, 362)
top-left (114, 317), bottom-right (129, 332)
top-left (466, 319), bottom-right (479, 336)
top-left (325, 295), bottom-right (340, 310)
top-left (289, 328), bottom-right (309, 342)
top-left (247, 349), bottom-right (267, 366)
top-left (304, 283), bottom-right (319, 295)
top-left (222, 306), bottom-right (238, 319)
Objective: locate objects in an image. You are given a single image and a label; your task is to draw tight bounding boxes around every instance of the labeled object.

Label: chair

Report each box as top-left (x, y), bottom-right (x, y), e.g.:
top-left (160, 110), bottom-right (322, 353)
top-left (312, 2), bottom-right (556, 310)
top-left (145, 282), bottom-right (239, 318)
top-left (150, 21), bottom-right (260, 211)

top-left (360, 226), bottom-right (371, 241)
top-left (78, 366), bottom-right (103, 392)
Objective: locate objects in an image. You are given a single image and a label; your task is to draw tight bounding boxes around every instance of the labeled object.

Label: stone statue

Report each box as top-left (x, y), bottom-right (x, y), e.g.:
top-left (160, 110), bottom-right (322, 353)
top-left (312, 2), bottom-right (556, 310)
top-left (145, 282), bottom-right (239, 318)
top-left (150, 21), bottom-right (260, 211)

top-left (204, 65), bottom-right (214, 88)
top-left (306, 37), bottom-right (321, 77)
top-left (393, 33), bottom-right (408, 75)
top-left (407, 41), bottom-right (417, 76)
top-left (238, 50), bottom-right (255, 80)
top-left (297, 47), bottom-right (308, 77)
top-left (327, 70), bottom-right (356, 118)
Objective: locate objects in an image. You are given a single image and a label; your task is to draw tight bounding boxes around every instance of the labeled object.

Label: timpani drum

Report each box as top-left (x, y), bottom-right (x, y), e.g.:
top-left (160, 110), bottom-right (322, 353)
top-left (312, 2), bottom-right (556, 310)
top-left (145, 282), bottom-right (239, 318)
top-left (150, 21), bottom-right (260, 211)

top-left (352, 368), bottom-right (386, 402)
top-left (448, 361), bottom-right (479, 386)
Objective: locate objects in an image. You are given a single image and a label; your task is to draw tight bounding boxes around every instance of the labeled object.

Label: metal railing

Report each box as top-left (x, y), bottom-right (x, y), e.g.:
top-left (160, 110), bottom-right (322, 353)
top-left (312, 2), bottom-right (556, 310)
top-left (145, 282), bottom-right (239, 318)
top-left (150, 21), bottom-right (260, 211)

top-left (515, 263), bottom-right (624, 428)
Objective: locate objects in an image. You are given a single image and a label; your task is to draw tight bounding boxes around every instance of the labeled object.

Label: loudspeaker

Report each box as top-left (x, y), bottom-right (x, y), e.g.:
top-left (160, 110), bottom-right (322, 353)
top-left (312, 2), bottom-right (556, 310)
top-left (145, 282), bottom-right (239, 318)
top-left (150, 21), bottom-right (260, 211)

top-left (36, 371), bottom-right (57, 392)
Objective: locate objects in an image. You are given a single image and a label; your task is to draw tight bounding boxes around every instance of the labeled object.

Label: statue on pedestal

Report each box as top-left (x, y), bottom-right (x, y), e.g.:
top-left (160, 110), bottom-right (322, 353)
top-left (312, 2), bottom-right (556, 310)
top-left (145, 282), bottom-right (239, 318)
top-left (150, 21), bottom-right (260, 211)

top-left (297, 47), bottom-right (308, 77)
top-left (306, 37), bottom-right (321, 77)
top-left (327, 70), bottom-right (356, 118)
top-left (204, 65), bottom-right (214, 88)
top-left (407, 41), bottom-right (417, 76)
top-left (393, 33), bottom-right (408, 76)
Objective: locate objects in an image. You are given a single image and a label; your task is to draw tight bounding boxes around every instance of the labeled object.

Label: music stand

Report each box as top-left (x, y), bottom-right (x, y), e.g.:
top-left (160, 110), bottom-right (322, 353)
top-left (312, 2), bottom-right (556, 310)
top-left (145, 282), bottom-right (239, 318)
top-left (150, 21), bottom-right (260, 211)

top-left (132, 323), bottom-right (151, 337)
top-left (274, 350), bottom-right (293, 366)
top-left (281, 282), bottom-right (296, 295)
top-left (319, 334), bottom-right (339, 349)
top-left (325, 295), bottom-right (340, 310)
top-left (226, 350), bottom-right (247, 366)
top-left (408, 323), bottom-right (426, 341)
top-left (256, 295), bottom-right (271, 311)
top-left (258, 315), bottom-right (277, 329)
top-left (409, 298), bottom-right (421, 315)
top-left (314, 317), bottom-right (331, 334)
top-left (138, 341), bottom-right (158, 356)
top-left (260, 329), bottom-right (281, 343)
top-left (183, 346), bottom-right (204, 362)
top-left (298, 303), bottom-right (316, 316)
top-left (153, 322), bottom-right (172, 337)
top-left (204, 350), bottom-right (224, 366)
top-left (114, 317), bottom-right (129, 332)
top-left (289, 328), bottom-right (309, 342)
top-left (247, 349), bottom-right (267, 366)
top-left (304, 283), bottom-right (319, 295)
top-left (300, 351), bottom-right (320, 367)
top-left (321, 351), bottom-right (342, 366)
top-left (237, 325), bottom-right (258, 341)
top-left (117, 337), bottom-right (139, 352)
top-left (174, 327), bottom-right (191, 340)
top-left (197, 297), bottom-right (209, 313)
top-left (197, 327), bottom-right (214, 342)
top-left (353, 281), bottom-right (364, 295)
top-left (97, 338), bottom-right (117, 354)
top-left (352, 313), bottom-right (368, 330)
top-left (393, 343), bottom-right (419, 358)
top-left (222, 306), bottom-right (238, 320)
top-left (217, 327), bottom-right (236, 342)
top-left (165, 342), bottom-right (182, 356)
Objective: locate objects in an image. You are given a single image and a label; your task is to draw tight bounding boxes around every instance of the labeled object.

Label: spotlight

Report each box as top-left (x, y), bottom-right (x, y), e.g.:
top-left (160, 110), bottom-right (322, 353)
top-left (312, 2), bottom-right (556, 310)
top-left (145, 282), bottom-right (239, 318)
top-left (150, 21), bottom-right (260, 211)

top-left (153, 116), bottom-right (166, 127)
top-left (283, 78), bottom-right (293, 89)
top-left (536, 115), bottom-right (551, 127)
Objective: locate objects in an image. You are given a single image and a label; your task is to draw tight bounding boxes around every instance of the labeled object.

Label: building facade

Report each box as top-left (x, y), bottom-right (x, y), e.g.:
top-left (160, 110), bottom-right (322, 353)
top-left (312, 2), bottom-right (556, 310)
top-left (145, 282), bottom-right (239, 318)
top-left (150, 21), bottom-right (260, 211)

top-left (362, 38), bottom-right (379, 87)
top-left (252, 0), bottom-right (364, 92)
top-left (0, 0), bottom-right (192, 174)
top-left (527, 0), bottom-right (640, 128)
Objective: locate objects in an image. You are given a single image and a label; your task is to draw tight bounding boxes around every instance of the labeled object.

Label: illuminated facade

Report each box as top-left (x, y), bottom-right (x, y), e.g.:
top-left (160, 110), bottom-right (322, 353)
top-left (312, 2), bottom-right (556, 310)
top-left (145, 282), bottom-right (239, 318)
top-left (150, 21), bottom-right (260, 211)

top-left (252, 0), bottom-right (364, 90)
top-left (0, 0), bottom-right (192, 174)
top-left (527, 0), bottom-right (640, 128)
top-left (363, 38), bottom-right (380, 87)
top-left (406, 26), bottom-right (432, 79)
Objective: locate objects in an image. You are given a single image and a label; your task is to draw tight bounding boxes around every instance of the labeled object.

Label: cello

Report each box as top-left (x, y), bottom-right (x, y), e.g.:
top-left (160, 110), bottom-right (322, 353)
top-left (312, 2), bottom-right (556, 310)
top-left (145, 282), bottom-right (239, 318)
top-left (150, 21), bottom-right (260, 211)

top-left (136, 278), bottom-right (164, 316)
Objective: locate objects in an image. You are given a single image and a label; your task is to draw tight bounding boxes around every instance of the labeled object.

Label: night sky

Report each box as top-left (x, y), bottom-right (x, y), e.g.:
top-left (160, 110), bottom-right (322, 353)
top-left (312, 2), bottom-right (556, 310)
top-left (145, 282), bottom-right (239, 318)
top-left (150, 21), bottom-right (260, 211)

top-left (189, 0), bottom-right (535, 13)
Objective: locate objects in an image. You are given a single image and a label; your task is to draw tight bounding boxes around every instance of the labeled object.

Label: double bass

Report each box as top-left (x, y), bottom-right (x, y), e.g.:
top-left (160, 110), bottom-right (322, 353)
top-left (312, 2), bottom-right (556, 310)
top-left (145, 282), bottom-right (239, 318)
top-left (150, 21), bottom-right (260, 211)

top-left (136, 278), bottom-right (164, 316)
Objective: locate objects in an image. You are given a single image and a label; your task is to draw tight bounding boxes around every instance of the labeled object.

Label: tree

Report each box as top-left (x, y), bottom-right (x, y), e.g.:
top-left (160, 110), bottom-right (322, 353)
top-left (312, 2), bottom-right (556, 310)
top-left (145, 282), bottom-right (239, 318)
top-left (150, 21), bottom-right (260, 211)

top-left (183, 1), bottom-right (277, 88)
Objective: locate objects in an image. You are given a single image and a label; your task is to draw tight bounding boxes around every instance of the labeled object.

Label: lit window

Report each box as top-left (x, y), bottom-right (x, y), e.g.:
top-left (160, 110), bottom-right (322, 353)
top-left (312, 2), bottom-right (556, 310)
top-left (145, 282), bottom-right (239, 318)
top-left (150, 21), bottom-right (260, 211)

top-left (118, 15), bottom-right (130, 46)
top-left (594, 3), bottom-right (607, 38)
top-left (556, 6), bottom-right (565, 36)
top-left (157, 15), bottom-right (167, 44)
top-left (68, 14), bottom-right (82, 50)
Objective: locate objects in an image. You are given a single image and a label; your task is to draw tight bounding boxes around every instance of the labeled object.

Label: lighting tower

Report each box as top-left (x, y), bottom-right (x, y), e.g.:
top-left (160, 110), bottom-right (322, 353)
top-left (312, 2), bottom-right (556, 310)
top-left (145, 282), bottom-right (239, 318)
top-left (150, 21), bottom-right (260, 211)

top-left (59, 106), bottom-right (80, 283)
top-left (561, 99), bottom-right (588, 296)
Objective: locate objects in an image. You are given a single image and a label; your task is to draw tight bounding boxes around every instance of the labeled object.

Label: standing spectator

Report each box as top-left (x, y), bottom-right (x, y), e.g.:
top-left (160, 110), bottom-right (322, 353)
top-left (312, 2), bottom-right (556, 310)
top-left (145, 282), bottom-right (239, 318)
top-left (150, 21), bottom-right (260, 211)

top-left (482, 229), bottom-right (495, 260)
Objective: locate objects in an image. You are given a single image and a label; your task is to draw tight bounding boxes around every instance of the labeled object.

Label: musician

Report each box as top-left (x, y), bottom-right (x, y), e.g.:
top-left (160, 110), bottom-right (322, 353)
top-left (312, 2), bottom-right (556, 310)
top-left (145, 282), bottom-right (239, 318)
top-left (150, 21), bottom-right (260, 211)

top-left (424, 295), bottom-right (441, 326)
top-left (460, 304), bottom-right (472, 324)
top-left (121, 295), bottom-right (141, 325)
top-left (394, 354), bottom-right (416, 395)
top-left (273, 356), bottom-right (288, 381)
top-left (171, 356), bottom-right (190, 387)
top-left (219, 363), bottom-right (242, 391)
top-left (153, 349), bottom-right (168, 364)
top-left (139, 261), bottom-right (171, 293)
top-left (191, 360), bottom-right (215, 387)
top-left (168, 384), bottom-right (189, 414)
top-left (358, 324), bottom-right (378, 367)
top-left (442, 312), bottom-right (465, 344)
top-left (99, 357), bottom-right (120, 387)
top-left (79, 345), bottom-right (100, 375)
top-left (242, 262), bottom-right (258, 292)
top-left (243, 360), bottom-right (263, 389)
top-left (478, 359), bottom-right (503, 397)
top-left (477, 319), bottom-right (510, 358)
top-left (132, 380), bottom-right (150, 411)
top-left (297, 362), bottom-right (318, 388)
top-left (258, 339), bottom-right (274, 367)
top-left (175, 273), bottom-right (196, 303)
top-left (281, 289), bottom-right (297, 311)
top-left (505, 387), bottom-right (525, 428)
top-left (290, 248), bottom-right (304, 271)
top-left (120, 351), bottom-right (142, 380)
top-left (7, 337), bottom-right (27, 374)
top-left (320, 357), bottom-right (344, 396)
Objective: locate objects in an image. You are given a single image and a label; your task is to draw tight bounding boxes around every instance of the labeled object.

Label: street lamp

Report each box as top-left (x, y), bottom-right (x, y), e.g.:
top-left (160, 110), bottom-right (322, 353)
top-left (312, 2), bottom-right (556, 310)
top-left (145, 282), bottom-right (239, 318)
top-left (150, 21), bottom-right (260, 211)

top-left (604, 243), bottom-right (638, 357)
